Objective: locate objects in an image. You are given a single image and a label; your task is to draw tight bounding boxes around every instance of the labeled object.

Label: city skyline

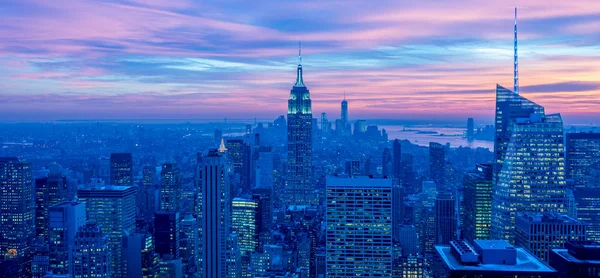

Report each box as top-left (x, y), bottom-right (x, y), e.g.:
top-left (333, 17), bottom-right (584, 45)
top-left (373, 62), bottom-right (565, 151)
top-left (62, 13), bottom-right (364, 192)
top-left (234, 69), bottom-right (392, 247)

top-left (1, 1), bottom-right (599, 123)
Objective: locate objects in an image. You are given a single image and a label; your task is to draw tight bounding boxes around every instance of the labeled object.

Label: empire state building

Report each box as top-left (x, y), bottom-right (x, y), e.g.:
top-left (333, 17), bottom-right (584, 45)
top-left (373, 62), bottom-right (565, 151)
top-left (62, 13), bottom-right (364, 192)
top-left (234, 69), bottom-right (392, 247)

top-left (286, 45), bottom-right (315, 206)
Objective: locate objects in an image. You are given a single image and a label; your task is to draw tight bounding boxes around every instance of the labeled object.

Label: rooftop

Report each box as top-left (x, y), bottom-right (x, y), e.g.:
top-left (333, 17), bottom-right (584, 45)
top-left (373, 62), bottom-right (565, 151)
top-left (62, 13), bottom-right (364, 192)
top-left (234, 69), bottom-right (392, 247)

top-left (517, 212), bottom-right (584, 225)
top-left (78, 184), bottom-right (134, 191)
top-left (550, 249), bottom-right (600, 264)
top-left (435, 245), bottom-right (555, 273)
top-left (326, 175), bottom-right (392, 187)
top-left (474, 240), bottom-right (514, 250)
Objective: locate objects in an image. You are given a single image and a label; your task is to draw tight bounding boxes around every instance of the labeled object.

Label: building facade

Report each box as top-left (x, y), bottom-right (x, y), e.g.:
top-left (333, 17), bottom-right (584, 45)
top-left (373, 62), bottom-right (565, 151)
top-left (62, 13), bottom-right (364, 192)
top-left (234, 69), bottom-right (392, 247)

top-left (198, 150), bottom-right (233, 278)
top-left (566, 132), bottom-right (600, 188)
top-left (326, 176), bottom-right (393, 277)
top-left (109, 153), bottom-right (133, 186)
top-left (160, 163), bottom-right (181, 212)
top-left (232, 198), bottom-right (258, 255)
top-left (0, 157), bottom-right (34, 277)
top-left (462, 164), bottom-right (493, 241)
top-left (429, 142), bottom-right (446, 191)
top-left (435, 192), bottom-right (456, 245)
top-left (515, 212), bottom-right (586, 262)
top-left (574, 187), bottom-right (600, 242)
top-left (72, 221), bottom-right (111, 278)
top-left (492, 85), bottom-right (567, 244)
top-left (77, 185), bottom-right (136, 278)
top-left (48, 201), bottom-right (86, 274)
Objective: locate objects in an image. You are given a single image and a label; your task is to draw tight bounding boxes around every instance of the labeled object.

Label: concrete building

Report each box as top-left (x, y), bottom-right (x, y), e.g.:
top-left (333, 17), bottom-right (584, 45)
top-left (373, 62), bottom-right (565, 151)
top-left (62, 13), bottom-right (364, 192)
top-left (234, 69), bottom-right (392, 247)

top-left (326, 176), bottom-right (393, 277)
top-left (515, 212), bottom-right (586, 262)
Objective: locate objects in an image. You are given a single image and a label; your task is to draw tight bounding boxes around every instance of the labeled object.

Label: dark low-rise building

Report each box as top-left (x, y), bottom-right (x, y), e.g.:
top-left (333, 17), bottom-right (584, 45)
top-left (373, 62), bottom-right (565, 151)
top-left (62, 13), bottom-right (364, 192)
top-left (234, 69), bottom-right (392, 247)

top-left (549, 241), bottom-right (600, 278)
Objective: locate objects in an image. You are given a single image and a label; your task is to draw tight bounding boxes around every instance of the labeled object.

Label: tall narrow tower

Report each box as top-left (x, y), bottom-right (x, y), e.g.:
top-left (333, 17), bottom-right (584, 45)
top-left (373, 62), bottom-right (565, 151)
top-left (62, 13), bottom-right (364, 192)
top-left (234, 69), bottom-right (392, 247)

top-left (286, 42), bottom-right (314, 206)
top-left (341, 93), bottom-right (348, 124)
top-left (514, 7), bottom-right (519, 95)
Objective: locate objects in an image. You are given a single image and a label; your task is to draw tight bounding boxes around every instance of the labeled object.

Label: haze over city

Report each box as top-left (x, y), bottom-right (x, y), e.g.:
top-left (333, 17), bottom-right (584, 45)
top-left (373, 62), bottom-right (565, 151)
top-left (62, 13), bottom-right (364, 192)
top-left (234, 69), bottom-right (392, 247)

top-left (1, 0), bottom-right (599, 123)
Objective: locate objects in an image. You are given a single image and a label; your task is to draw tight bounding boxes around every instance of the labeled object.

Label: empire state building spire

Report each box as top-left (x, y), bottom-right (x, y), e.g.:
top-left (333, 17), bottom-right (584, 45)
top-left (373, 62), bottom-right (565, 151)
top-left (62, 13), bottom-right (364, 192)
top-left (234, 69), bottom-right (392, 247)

top-left (295, 41), bottom-right (304, 87)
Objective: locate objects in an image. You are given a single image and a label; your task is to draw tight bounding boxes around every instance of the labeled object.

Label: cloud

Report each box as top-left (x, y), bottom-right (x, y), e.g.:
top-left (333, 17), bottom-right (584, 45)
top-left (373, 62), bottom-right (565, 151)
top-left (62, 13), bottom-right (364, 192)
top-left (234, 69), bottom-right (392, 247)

top-left (0, 0), bottom-right (599, 123)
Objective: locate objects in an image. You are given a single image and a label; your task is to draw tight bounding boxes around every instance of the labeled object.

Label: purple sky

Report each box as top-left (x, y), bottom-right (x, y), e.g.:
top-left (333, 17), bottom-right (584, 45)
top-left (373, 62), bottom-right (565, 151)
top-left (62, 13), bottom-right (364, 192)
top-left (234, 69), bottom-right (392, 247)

top-left (1, 0), bottom-right (599, 124)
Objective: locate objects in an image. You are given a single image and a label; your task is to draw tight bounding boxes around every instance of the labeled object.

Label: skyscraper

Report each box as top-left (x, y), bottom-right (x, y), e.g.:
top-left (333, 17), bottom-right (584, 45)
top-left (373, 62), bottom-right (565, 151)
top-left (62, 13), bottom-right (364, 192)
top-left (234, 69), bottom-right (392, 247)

top-left (341, 94), bottom-right (348, 124)
top-left (254, 146), bottom-right (273, 189)
top-left (574, 187), bottom-right (600, 242)
top-left (110, 153), bottom-right (133, 186)
top-left (344, 160), bottom-right (361, 177)
top-left (566, 132), bottom-right (600, 188)
top-left (197, 150), bottom-right (232, 278)
top-left (155, 211), bottom-right (180, 259)
top-left (232, 198), bottom-right (258, 255)
top-left (463, 164), bottom-right (493, 241)
top-left (401, 153), bottom-right (415, 194)
top-left (339, 94), bottom-right (350, 136)
top-left (78, 185), bottom-right (137, 278)
top-left (180, 214), bottom-right (198, 275)
top-left (48, 201), bottom-right (86, 274)
top-left (0, 157), bottom-right (34, 277)
top-left (326, 176), bottom-right (393, 277)
top-left (140, 166), bottom-right (157, 222)
top-left (492, 10), bottom-right (567, 243)
top-left (123, 233), bottom-right (156, 278)
top-left (398, 225), bottom-right (419, 257)
top-left (435, 192), bottom-right (456, 245)
top-left (35, 173), bottom-right (68, 239)
top-left (226, 139), bottom-right (251, 193)
top-left (429, 142), bottom-right (446, 191)
top-left (286, 43), bottom-right (314, 206)
top-left (392, 184), bottom-right (404, 242)
top-left (392, 139), bottom-right (402, 178)
top-left (492, 98), bottom-right (567, 243)
top-left (466, 118), bottom-right (474, 141)
top-left (160, 163), bottom-right (181, 212)
top-left (72, 221), bottom-right (111, 278)
top-left (382, 147), bottom-right (392, 177)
